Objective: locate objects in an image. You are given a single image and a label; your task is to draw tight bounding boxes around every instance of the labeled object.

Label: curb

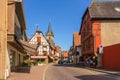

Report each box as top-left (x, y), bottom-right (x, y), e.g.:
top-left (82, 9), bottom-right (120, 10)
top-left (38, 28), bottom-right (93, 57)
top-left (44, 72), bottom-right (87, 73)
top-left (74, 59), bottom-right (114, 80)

top-left (85, 67), bottom-right (120, 76)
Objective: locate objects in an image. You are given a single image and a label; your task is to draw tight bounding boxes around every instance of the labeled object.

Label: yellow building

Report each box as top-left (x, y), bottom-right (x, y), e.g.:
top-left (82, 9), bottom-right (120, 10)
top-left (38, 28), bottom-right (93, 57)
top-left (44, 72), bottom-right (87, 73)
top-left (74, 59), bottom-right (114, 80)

top-left (0, 0), bottom-right (7, 79)
top-left (0, 0), bottom-right (36, 79)
top-left (6, 1), bottom-right (27, 78)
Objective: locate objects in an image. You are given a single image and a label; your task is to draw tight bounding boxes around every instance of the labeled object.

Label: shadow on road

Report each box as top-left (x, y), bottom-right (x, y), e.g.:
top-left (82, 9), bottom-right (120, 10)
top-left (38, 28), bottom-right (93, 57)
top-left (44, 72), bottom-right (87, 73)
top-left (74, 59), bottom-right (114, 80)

top-left (74, 74), bottom-right (116, 80)
top-left (53, 64), bottom-right (85, 68)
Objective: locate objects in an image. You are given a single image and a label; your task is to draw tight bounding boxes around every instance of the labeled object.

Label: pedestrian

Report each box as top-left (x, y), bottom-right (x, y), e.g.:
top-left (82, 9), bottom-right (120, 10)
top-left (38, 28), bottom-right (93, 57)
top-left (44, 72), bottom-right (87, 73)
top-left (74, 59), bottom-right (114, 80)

top-left (89, 59), bottom-right (93, 67)
top-left (86, 59), bottom-right (90, 67)
top-left (92, 56), bottom-right (96, 68)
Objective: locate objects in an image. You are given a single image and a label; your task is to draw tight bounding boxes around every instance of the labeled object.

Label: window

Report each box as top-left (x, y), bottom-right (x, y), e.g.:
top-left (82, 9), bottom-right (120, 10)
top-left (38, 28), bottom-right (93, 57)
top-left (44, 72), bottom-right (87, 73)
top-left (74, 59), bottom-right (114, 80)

top-left (43, 46), bottom-right (47, 51)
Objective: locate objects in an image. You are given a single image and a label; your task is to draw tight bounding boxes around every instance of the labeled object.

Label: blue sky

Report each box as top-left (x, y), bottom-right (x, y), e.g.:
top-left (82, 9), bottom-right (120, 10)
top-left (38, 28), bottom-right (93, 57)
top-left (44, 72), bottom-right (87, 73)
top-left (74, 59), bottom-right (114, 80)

top-left (23, 0), bottom-right (91, 51)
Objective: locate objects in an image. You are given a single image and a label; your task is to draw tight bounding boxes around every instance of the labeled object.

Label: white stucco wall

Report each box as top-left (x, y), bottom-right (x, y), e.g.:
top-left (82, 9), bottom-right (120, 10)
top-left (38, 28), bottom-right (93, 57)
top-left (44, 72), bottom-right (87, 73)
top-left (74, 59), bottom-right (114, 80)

top-left (101, 20), bottom-right (120, 47)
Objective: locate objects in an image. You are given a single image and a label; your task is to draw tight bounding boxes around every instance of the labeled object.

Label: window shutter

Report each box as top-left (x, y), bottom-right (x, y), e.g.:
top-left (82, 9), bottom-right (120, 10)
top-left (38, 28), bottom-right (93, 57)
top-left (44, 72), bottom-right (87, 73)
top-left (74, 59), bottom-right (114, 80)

top-left (37, 37), bottom-right (41, 45)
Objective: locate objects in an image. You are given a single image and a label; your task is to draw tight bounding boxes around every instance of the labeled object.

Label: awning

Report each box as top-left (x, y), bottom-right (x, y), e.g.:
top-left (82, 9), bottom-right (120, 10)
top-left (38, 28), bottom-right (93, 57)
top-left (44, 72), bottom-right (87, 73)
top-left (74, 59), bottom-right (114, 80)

top-left (18, 40), bottom-right (37, 55)
top-left (31, 56), bottom-right (48, 59)
top-left (8, 41), bottom-right (26, 54)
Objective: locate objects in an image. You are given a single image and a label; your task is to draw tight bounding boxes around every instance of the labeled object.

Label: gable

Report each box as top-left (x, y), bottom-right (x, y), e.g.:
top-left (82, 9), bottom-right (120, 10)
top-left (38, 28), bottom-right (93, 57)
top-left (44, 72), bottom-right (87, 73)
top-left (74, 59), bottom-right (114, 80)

top-left (29, 32), bottom-right (49, 45)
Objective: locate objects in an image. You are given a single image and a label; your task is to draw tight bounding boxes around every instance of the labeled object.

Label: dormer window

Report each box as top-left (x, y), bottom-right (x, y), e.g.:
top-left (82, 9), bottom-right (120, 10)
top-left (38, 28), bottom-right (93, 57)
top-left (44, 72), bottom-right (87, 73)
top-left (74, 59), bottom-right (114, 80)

top-left (114, 7), bottom-right (120, 12)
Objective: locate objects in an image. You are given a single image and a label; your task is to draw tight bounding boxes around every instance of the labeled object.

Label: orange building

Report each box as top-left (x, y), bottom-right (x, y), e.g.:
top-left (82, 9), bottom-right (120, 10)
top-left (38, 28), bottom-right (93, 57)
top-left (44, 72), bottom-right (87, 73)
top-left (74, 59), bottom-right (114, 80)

top-left (61, 51), bottom-right (68, 62)
top-left (62, 51), bottom-right (68, 58)
top-left (80, 1), bottom-right (120, 69)
top-left (55, 46), bottom-right (61, 57)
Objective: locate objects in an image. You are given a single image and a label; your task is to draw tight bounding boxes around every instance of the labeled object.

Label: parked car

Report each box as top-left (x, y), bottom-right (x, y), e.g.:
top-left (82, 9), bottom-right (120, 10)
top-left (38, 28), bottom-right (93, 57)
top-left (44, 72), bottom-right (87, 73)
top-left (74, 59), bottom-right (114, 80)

top-left (58, 60), bottom-right (63, 64)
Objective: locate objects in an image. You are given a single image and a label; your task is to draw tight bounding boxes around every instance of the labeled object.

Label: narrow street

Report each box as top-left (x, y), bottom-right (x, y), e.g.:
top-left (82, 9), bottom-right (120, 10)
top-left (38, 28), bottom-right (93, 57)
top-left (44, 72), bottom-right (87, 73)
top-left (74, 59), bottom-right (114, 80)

top-left (45, 64), bottom-right (120, 80)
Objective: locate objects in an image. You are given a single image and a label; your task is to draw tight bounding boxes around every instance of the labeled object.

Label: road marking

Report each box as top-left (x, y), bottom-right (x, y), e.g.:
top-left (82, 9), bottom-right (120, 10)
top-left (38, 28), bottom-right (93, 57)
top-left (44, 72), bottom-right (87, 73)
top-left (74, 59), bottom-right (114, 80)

top-left (42, 63), bottom-right (51, 80)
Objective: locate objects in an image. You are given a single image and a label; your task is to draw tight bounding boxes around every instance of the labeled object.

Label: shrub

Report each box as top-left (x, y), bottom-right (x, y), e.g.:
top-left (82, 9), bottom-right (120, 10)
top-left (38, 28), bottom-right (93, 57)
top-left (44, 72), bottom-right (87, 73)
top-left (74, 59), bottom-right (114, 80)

top-left (23, 59), bottom-right (35, 67)
top-left (37, 61), bottom-right (46, 64)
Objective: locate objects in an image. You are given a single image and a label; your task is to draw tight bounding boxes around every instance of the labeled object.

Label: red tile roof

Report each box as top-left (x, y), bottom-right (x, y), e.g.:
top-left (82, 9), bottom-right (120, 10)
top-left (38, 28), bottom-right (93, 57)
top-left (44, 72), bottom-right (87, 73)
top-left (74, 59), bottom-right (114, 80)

top-left (55, 46), bottom-right (61, 52)
top-left (73, 32), bottom-right (81, 46)
top-left (62, 51), bottom-right (68, 58)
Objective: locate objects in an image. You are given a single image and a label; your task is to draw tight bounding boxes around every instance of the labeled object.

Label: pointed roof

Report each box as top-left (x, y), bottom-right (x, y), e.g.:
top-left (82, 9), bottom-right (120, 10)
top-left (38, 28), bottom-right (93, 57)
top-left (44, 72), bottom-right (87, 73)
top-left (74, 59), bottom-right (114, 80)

top-left (36, 29), bottom-right (42, 33)
top-left (48, 22), bottom-right (53, 32)
top-left (28, 29), bottom-right (43, 42)
top-left (46, 21), bottom-right (54, 36)
top-left (89, 1), bottom-right (120, 19)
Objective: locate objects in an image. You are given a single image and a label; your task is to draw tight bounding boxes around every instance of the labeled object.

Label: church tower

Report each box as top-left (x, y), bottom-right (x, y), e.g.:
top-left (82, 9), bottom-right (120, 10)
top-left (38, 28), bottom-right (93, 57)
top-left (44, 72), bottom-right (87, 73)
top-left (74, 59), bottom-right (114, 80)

top-left (46, 22), bottom-right (54, 40)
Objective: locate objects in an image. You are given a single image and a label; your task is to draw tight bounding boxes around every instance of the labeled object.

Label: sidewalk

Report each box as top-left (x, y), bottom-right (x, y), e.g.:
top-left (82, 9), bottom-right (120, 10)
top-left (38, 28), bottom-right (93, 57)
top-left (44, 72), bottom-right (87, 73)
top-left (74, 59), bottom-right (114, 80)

top-left (66, 64), bottom-right (120, 76)
top-left (85, 67), bottom-right (120, 76)
top-left (7, 64), bottom-right (47, 80)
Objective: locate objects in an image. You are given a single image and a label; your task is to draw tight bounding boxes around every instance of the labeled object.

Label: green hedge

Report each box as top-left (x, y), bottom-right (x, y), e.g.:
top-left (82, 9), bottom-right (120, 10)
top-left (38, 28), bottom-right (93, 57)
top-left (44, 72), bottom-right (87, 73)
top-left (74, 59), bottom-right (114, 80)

top-left (37, 61), bottom-right (46, 64)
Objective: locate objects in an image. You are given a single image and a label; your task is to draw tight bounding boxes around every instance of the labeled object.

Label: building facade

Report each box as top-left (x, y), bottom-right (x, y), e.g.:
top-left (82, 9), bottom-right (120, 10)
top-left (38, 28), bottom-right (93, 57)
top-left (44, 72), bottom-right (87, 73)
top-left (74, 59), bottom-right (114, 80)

top-left (29, 30), bottom-right (50, 63)
top-left (7, 1), bottom-right (31, 78)
top-left (72, 32), bottom-right (82, 64)
top-left (0, 0), bottom-right (7, 79)
top-left (0, 0), bottom-right (36, 79)
top-left (80, 1), bottom-right (120, 69)
top-left (54, 46), bottom-right (61, 62)
top-left (68, 46), bottom-right (74, 63)
top-left (61, 51), bottom-right (68, 63)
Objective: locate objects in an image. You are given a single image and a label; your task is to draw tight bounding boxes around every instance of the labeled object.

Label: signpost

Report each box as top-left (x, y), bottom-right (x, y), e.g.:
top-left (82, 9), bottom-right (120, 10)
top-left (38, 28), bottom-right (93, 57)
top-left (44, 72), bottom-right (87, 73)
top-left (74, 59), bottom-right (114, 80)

top-left (99, 44), bottom-right (103, 54)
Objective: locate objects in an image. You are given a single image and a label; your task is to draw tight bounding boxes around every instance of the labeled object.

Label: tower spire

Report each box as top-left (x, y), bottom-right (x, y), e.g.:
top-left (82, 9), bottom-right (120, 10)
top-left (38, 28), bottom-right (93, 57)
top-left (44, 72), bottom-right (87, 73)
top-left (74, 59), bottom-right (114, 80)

top-left (46, 21), bottom-right (54, 40)
top-left (48, 21), bottom-right (52, 32)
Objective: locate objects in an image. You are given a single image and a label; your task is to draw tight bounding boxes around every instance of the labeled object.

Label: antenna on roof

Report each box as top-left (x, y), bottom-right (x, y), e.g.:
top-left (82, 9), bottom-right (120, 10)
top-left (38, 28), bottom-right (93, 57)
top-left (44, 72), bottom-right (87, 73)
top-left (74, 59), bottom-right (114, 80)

top-left (35, 24), bottom-right (39, 31)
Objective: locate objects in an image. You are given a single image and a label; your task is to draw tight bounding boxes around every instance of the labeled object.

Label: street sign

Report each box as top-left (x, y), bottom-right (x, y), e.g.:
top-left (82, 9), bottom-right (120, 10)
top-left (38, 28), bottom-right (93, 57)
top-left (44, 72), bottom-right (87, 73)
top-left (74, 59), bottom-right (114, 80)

top-left (99, 44), bottom-right (103, 54)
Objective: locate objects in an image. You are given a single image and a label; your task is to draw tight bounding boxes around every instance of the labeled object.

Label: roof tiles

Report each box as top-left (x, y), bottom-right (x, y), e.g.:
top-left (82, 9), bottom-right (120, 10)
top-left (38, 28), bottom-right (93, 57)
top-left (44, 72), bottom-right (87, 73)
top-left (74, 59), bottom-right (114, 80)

top-left (89, 1), bottom-right (120, 18)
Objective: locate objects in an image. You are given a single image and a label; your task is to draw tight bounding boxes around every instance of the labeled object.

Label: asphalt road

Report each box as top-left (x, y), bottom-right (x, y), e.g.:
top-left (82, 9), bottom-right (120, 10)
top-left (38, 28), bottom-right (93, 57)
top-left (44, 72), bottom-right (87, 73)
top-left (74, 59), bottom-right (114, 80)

top-left (45, 64), bottom-right (120, 80)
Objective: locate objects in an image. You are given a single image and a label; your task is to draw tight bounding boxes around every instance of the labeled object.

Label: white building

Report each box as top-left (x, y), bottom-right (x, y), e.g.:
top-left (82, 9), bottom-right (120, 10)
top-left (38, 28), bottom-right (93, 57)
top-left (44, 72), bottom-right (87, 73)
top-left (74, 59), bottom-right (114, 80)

top-left (29, 30), bottom-right (50, 63)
